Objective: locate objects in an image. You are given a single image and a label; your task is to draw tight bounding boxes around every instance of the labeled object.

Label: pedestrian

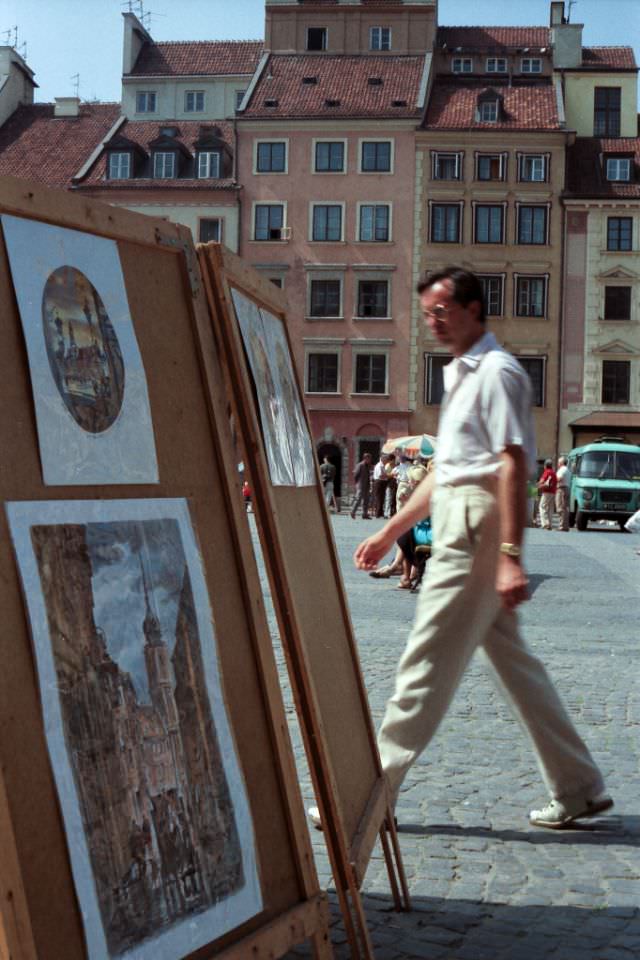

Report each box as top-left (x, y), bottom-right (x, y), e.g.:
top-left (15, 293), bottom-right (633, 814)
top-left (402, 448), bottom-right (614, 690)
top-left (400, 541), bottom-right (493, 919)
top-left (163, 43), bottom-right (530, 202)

top-left (385, 455), bottom-right (397, 517)
top-left (351, 452), bottom-right (372, 519)
top-left (373, 454), bottom-right (389, 518)
top-left (537, 458), bottom-right (557, 530)
top-left (352, 266), bottom-right (611, 829)
top-left (320, 455), bottom-right (338, 512)
top-left (555, 455), bottom-right (571, 532)
top-left (393, 456), bottom-right (412, 513)
top-left (242, 479), bottom-right (252, 512)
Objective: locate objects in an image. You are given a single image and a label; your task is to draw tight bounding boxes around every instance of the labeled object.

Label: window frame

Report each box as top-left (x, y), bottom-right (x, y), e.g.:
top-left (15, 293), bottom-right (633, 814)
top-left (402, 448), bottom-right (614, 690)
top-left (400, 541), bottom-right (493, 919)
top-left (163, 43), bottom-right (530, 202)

top-left (254, 138), bottom-right (288, 174)
top-left (594, 86), bottom-right (621, 137)
top-left (475, 152), bottom-right (507, 182)
top-left (357, 202), bottom-right (392, 243)
top-left (352, 349), bottom-right (389, 396)
top-left (153, 151), bottom-right (176, 179)
top-left (355, 278), bottom-right (391, 320)
top-left (198, 217), bottom-right (223, 243)
top-left (607, 217), bottom-right (633, 252)
top-left (424, 353), bottom-right (452, 405)
top-left (358, 138), bottom-right (394, 174)
top-left (514, 274), bottom-right (549, 318)
top-left (312, 138), bottom-right (347, 174)
top-left (521, 57), bottom-right (542, 74)
top-left (235, 89), bottom-right (247, 110)
top-left (477, 274), bottom-right (505, 317)
top-left (486, 57), bottom-right (507, 74)
top-left (431, 151), bottom-right (463, 181)
top-left (253, 202), bottom-right (287, 241)
top-left (518, 153), bottom-right (549, 183)
top-left (306, 26), bottom-right (328, 51)
top-left (473, 202), bottom-right (506, 245)
top-left (601, 359), bottom-right (630, 404)
top-left (305, 348), bottom-right (341, 395)
top-left (307, 276), bottom-right (343, 320)
top-left (310, 201), bottom-right (345, 242)
top-left (197, 150), bottom-right (221, 179)
top-left (603, 285), bottom-right (632, 321)
top-left (606, 157), bottom-right (632, 182)
top-left (477, 99), bottom-right (499, 122)
top-left (108, 151), bottom-right (131, 180)
top-left (516, 204), bottom-right (550, 245)
top-left (429, 201), bottom-right (463, 244)
top-left (517, 356), bottom-right (546, 407)
top-left (184, 89), bottom-right (205, 113)
top-left (135, 90), bottom-right (157, 113)
top-left (370, 26), bottom-right (391, 51)
top-left (452, 57), bottom-right (473, 74)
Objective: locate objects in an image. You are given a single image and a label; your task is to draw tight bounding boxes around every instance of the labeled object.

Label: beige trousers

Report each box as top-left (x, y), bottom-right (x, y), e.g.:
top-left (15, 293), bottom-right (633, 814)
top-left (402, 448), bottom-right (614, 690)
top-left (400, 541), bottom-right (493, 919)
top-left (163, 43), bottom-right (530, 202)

top-left (539, 492), bottom-right (555, 529)
top-left (556, 486), bottom-right (570, 531)
top-left (377, 482), bottom-right (604, 805)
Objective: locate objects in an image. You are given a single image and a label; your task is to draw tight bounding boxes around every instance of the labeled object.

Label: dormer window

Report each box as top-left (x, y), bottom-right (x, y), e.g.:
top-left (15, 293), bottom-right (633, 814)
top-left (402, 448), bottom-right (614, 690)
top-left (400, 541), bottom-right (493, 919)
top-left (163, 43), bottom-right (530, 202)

top-left (198, 151), bottom-right (221, 179)
top-left (452, 57), bottom-right (473, 74)
top-left (370, 27), bottom-right (391, 51)
top-left (108, 152), bottom-right (131, 180)
top-left (153, 152), bottom-right (175, 179)
top-left (477, 98), bottom-right (499, 122)
top-left (521, 57), bottom-right (542, 73)
top-left (486, 58), bottom-right (507, 73)
top-left (306, 27), bottom-right (327, 51)
top-left (136, 91), bottom-right (156, 113)
top-left (606, 157), bottom-right (632, 182)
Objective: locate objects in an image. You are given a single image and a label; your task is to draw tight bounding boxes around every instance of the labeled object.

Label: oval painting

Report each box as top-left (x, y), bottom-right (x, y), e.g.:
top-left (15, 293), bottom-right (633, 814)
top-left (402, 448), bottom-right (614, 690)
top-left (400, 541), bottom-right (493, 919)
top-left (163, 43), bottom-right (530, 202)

top-left (42, 266), bottom-right (125, 434)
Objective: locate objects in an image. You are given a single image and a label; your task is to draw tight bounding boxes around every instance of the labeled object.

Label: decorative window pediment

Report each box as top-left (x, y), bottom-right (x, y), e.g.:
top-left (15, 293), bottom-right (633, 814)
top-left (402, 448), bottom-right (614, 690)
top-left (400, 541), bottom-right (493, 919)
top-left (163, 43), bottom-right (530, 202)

top-left (593, 339), bottom-right (638, 357)
top-left (598, 265), bottom-right (639, 282)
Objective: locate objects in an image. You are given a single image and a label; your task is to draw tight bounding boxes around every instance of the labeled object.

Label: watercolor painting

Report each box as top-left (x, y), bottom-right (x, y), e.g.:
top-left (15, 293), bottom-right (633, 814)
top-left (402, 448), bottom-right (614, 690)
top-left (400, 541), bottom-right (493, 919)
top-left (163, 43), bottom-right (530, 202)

top-left (1, 215), bottom-right (158, 485)
top-left (7, 498), bottom-right (261, 960)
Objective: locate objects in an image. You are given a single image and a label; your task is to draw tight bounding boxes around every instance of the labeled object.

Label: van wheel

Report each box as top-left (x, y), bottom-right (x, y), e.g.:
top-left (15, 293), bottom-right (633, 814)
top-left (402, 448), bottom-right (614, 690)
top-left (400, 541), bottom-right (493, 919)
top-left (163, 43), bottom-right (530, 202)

top-left (576, 510), bottom-right (588, 531)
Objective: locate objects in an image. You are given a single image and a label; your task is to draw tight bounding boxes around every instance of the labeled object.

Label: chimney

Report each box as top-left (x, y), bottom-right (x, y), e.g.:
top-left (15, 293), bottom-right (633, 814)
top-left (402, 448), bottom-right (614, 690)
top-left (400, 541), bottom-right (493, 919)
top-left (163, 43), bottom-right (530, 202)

top-left (54, 97), bottom-right (80, 117)
top-left (0, 46), bottom-right (37, 126)
top-left (550, 1), bottom-right (583, 68)
top-left (122, 12), bottom-right (153, 76)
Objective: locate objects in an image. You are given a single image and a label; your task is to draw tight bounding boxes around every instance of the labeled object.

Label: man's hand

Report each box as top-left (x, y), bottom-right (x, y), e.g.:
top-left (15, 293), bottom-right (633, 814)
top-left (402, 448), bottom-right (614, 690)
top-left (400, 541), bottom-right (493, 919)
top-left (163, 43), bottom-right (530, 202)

top-left (496, 555), bottom-right (529, 611)
top-left (354, 529), bottom-right (396, 571)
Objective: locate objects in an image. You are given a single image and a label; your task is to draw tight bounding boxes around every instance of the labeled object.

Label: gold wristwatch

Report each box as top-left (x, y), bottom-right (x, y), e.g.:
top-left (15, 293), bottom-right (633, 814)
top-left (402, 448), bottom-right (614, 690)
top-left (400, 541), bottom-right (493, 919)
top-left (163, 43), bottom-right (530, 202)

top-left (499, 542), bottom-right (522, 558)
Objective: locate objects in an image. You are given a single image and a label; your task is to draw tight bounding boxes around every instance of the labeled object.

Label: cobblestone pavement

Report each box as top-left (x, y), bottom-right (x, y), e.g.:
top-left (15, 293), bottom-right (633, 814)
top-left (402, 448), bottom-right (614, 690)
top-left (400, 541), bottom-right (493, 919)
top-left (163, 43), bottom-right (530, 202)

top-left (255, 515), bottom-right (640, 960)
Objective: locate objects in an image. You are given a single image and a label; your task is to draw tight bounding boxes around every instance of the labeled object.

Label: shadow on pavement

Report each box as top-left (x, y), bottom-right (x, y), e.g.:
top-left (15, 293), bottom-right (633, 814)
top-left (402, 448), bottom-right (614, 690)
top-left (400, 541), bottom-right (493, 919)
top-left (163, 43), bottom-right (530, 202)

top-left (526, 572), bottom-right (561, 596)
top-left (397, 814), bottom-right (640, 846)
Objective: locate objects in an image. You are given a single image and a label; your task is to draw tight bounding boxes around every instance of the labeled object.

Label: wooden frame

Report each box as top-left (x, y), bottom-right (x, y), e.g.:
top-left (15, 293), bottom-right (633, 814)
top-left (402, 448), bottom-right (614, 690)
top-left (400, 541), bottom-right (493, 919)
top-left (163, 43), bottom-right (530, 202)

top-left (198, 244), bottom-right (411, 960)
top-left (0, 176), bottom-right (331, 960)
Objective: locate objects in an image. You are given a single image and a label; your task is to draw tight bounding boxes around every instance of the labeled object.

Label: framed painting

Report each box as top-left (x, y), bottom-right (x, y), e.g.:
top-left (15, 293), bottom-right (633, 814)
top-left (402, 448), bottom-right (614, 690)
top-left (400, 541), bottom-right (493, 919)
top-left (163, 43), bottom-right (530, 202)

top-left (6, 497), bottom-right (261, 960)
top-left (1, 215), bottom-right (158, 485)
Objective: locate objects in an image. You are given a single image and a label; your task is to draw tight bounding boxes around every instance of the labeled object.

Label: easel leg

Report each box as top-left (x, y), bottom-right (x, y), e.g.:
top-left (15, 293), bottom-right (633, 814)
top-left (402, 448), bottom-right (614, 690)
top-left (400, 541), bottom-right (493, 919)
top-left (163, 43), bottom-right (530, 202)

top-left (348, 868), bottom-right (376, 960)
top-left (383, 808), bottom-right (411, 911)
top-left (379, 825), bottom-right (402, 911)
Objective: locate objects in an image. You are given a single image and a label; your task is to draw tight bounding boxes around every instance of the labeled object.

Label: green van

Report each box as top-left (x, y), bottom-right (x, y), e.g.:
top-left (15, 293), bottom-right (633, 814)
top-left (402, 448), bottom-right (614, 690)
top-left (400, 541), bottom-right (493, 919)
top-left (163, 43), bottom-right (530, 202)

top-left (567, 440), bottom-right (640, 531)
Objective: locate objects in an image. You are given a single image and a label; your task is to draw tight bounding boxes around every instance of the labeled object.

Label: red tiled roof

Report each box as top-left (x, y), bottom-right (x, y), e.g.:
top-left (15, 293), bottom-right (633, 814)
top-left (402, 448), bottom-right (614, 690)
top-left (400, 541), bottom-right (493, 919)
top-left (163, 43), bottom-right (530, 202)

top-left (566, 138), bottom-right (640, 198)
top-left (0, 103), bottom-right (120, 188)
top-left (127, 41), bottom-right (263, 77)
top-left (242, 54), bottom-right (425, 119)
top-left (580, 47), bottom-right (637, 70)
top-left (424, 78), bottom-right (561, 131)
top-left (79, 119), bottom-right (236, 189)
top-left (437, 26), bottom-right (549, 50)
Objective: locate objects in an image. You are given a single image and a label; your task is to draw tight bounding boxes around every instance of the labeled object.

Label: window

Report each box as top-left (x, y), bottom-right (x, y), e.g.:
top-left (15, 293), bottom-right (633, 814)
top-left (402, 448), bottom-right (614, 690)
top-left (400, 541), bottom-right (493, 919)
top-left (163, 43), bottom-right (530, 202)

top-left (306, 27), bottom-right (327, 51)
top-left (270, 277), bottom-right (284, 288)
top-left (431, 203), bottom-right (461, 243)
top-left (476, 153), bottom-right (505, 181)
top-left (108, 152), bottom-right (130, 179)
top-left (354, 354), bottom-right (387, 394)
top-left (184, 90), bottom-right (205, 112)
top-left (486, 58), bottom-right (507, 73)
top-left (315, 141), bottom-right (345, 172)
top-left (478, 99), bottom-right (498, 122)
top-left (517, 357), bottom-right (545, 407)
top-left (198, 218), bottom-right (222, 243)
top-left (235, 89), bottom-right (247, 109)
top-left (478, 275), bottom-right (503, 316)
top-left (370, 27), bottom-right (391, 51)
top-left (607, 217), bottom-right (633, 252)
top-left (198, 151), bottom-right (220, 178)
top-left (312, 204), bottom-right (342, 241)
top-left (604, 286), bottom-right (631, 320)
top-left (518, 154), bottom-right (547, 182)
top-left (474, 205), bottom-right (504, 244)
top-left (425, 354), bottom-right (452, 404)
top-left (521, 57), bottom-right (542, 73)
top-left (516, 276), bottom-right (547, 317)
top-left (606, 158), bottom-right (632, 182)
top-left (136, 91), bottom-right (156, 113)
top-left (359, 204), bottom-right (390, 242)
top-left (361, 141), bottom-right (392, 172)
top-left (153, 152), bottom-right (175, 178)
top-left (517, 206), bottom-right (548, 245)
top-left (357, 280), bottom-right (389, 318)
top-left (307, 353), bottom-right (339, 393)
top-left (594, 87), bottom-right (621, 137)
top-left (309, 279), bottom-right (341, 318)
top-left (602, 360), bottom-right (630, 404)
top-left (452, 57), bottom-right (473, 73)
top-left (433, 152), bottom-right (462, 180)
top-left (256, 141), bottom-right (287, 173)
top-left (254, 204), bottom-right (285, 241)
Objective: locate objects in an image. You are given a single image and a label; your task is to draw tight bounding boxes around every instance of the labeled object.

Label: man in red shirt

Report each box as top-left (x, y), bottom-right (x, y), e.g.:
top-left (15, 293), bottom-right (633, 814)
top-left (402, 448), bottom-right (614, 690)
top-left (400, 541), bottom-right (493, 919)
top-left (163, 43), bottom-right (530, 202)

top-left (537, 458), bottom-right (557, 530)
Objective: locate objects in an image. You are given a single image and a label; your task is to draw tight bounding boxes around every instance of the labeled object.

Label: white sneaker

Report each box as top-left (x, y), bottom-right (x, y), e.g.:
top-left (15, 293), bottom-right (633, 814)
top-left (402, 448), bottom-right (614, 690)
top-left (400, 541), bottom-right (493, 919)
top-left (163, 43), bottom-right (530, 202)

top-left (529, 791), bottom-right (613, 829)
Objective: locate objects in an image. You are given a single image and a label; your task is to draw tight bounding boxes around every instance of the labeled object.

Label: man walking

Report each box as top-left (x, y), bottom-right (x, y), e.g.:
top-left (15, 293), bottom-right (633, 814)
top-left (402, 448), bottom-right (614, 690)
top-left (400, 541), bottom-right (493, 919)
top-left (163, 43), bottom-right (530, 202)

top-left (556, 456), bottom-right (571, 532)
top-left (354, 267), bottom-right (611, 829)
top-left (351, 452), bottom-right (372, 519)
top-left (320, 455), bottom-right (337, 511)
top-left (537, 458), bottom-right (557, 530)
top-left (373, 454), bottom-right (389, 518)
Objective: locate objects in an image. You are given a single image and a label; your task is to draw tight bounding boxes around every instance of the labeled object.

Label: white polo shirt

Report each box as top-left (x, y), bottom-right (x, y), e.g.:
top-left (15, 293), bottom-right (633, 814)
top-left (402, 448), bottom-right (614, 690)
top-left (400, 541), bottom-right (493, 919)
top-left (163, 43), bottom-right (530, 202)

top-left (434, 331), bottom-right (536, 485)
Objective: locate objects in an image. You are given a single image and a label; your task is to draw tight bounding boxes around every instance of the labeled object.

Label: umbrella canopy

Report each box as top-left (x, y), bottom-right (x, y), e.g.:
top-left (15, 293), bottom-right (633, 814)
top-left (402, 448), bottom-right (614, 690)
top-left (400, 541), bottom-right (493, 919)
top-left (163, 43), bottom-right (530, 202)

top-left (382, 434), bottom-right (436, 458)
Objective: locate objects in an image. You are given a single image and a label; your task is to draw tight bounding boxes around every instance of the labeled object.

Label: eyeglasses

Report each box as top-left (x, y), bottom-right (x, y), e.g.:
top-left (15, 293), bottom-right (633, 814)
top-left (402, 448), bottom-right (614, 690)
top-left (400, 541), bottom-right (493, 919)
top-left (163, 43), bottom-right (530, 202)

top-left (422, 303), bottom-right (459, 322)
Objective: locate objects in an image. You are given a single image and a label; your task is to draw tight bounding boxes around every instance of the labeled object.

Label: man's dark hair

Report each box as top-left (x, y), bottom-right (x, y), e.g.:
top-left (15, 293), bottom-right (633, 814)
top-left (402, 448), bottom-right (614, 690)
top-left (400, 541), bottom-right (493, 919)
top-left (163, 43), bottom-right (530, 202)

top-left (416, 266), bottom-right (486, 325)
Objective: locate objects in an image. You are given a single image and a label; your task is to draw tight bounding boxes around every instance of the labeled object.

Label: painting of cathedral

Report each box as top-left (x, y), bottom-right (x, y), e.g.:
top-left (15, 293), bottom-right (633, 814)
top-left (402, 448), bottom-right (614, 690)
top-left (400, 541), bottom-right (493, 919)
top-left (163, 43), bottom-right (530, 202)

top-left (1, 215), bottom-right (158, 485)
top-left (7, 498), bottom-right (261, 960)
top-left (42, 266), bottom-right (125, 434)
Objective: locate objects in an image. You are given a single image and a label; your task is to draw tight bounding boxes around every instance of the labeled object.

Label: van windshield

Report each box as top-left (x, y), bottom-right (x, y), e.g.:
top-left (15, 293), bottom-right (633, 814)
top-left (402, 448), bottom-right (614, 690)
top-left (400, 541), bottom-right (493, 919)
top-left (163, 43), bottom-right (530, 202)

top-left (578, 451), bottom-right (640, 481)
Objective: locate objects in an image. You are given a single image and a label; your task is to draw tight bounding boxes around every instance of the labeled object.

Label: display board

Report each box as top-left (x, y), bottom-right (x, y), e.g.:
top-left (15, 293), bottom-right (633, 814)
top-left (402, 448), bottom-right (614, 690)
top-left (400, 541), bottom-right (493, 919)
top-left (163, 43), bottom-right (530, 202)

top-left (198, 244), bottom-right (410, 960)
top-left (0, 176), bottom-right (331, 960)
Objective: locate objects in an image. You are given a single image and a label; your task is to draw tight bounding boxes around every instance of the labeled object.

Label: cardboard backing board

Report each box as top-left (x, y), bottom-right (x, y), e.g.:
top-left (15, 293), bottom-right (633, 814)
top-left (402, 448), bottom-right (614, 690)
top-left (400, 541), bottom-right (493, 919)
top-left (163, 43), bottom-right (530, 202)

top-left (0, 177), bottom-right (331, 960)
top-left (198, 244), bottom-right (410, 955)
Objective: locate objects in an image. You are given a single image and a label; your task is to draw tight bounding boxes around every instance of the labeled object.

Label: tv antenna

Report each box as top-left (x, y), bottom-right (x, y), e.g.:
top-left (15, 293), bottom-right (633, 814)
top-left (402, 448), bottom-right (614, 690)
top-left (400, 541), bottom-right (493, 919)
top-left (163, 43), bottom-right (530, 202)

top-left (3, 26), bottom-right (18, 48)
top-left (567, 1), bottom-right (578, 22)
top-left (71, 73), bottom-right (80, 98)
